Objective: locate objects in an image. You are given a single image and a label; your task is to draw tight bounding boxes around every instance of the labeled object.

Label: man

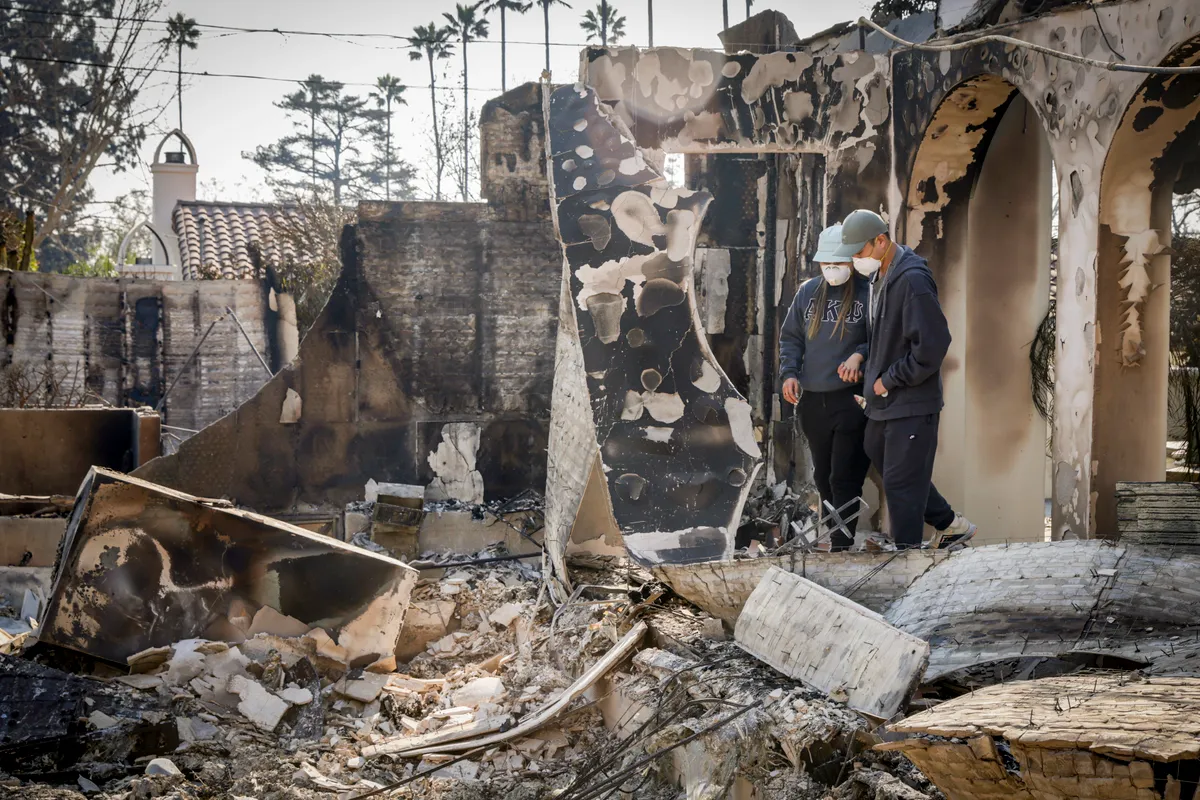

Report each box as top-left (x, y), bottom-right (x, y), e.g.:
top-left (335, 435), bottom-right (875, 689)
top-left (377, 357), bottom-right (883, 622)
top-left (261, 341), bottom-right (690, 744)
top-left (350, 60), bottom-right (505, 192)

top-left (832, 209), bottom-right (977, 550)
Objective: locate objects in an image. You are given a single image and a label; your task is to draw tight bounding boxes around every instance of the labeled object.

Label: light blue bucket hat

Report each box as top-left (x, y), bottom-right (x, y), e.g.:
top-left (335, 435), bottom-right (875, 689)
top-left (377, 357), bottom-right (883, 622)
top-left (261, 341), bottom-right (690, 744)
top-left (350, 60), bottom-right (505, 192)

top-left (813, 224), bottom-right (852, 264)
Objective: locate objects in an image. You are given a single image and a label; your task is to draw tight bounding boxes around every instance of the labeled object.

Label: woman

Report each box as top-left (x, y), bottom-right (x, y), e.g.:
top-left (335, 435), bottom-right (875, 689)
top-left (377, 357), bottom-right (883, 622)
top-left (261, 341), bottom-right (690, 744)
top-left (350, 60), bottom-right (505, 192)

top-left (779, 224), bottom-right (872, 551)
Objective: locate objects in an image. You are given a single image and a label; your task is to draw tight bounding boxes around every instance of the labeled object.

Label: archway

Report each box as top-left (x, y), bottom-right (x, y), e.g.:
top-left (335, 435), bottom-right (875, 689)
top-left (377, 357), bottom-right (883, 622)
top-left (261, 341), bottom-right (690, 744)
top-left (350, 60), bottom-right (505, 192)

top-left (1092, 36), bottom-right (1200, 537)
top-left (902, 75), bottom-right (1054, 544)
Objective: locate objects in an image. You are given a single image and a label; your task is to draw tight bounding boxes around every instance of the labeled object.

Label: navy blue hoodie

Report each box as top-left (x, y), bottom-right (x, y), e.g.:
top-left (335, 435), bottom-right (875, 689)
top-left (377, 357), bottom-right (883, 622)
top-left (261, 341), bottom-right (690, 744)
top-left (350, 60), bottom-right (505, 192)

top-left (862, 245), bottom-right (951, 420)
top-left (779, 274), bottom-right (870, 393)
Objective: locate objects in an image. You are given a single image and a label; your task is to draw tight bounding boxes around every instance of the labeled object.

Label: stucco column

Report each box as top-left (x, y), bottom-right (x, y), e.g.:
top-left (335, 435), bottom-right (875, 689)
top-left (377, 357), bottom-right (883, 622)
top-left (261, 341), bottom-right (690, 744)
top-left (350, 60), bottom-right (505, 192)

top-left (1051, 169), bottom-right (1101, 540)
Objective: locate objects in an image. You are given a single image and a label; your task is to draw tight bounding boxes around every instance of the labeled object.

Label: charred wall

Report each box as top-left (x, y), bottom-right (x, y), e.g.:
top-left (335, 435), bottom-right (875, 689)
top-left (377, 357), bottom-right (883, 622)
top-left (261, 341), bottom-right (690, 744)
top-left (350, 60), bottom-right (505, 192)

top-left (0, 408), bottom-right (158, 495)
top-left (136, 201), bottom-right (561, 513)
top-left (0, 271), bottom-right (279, 436)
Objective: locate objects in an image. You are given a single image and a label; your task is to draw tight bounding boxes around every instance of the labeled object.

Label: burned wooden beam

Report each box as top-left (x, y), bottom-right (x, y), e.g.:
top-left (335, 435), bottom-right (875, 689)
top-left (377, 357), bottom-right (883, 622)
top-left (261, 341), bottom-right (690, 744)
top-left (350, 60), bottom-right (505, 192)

top-left (882, 675), bottom-right (1200, 800)
top-left (40, 468), bottom-right (418, 668)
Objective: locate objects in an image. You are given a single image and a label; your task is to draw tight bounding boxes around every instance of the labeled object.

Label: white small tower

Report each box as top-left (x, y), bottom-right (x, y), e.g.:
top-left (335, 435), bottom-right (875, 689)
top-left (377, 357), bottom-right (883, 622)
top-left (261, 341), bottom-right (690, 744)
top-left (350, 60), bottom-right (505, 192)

top-left (119, 130), bottom-right (197, 279)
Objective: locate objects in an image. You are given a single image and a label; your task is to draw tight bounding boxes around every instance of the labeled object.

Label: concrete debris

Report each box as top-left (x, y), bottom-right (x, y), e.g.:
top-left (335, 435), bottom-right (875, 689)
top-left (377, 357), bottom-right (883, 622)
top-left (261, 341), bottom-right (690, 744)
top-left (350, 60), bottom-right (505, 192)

top-left (144, 757), bottom-right (181, 777)
top-left (229, 674), bottom-right (291, 731)
top-left (735, 567), bottom-right (929, 720)
top-left (40, 467), bottom-right (418, 669)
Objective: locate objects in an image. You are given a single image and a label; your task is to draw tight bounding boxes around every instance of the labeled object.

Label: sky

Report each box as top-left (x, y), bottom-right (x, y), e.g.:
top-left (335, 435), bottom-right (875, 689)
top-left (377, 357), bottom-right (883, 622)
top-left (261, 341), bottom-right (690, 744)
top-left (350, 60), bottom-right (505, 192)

top-left (90, 0), bottom-right (874, 212)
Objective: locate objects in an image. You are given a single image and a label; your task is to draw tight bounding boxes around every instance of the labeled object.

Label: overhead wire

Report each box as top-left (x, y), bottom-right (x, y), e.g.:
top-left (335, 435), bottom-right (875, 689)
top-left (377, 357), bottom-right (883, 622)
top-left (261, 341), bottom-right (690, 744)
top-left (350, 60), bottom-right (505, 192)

top-left (856, 15), bottom-right (1200, 75)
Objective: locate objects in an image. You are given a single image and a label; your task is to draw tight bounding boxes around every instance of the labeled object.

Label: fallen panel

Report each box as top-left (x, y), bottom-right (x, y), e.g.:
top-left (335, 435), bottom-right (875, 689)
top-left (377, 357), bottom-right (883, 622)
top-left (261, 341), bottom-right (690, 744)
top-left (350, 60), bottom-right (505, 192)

top-left (653, 550), bottom-right (948, 623)
top-left (883, 675), bottom-right (1200, 800)
top-left (883, 541), bottom-right (1200, 680)
top-left (735, 566), bottom-right (928, 720)
top-left (40, 468), bottom-right (418, 668)
top-left (542, 83), bottom-right (762, 567)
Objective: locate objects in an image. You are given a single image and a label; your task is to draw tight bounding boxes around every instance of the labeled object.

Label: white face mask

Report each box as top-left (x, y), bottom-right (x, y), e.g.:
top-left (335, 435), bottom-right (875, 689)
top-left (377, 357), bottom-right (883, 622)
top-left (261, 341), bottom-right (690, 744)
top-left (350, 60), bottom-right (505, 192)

top-left (821, 264), bottom-right (852, 286)
top-left (853, 256), bottom-right (882, 277)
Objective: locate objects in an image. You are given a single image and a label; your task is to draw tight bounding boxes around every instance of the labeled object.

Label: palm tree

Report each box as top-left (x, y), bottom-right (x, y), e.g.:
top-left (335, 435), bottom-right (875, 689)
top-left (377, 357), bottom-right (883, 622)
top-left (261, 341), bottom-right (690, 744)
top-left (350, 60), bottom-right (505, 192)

top-left (746, 0), bottom-right (753, 17)
top-left (580, 2), bottom-right (626, 46)
top-left (483, 0), bottom-right (531, 93)
top-left (370, 75), bottom-right (407, 200)
top-left (408, 23), bottom-right (454, 201)
top-left (160, 14), bottom-right (200, 129)
top-left (535, 0), bottom-right (572, 74)
top-left (647, 0), bottom-right (653, 46)
top-left (443, 4), bottom-right (490, 202)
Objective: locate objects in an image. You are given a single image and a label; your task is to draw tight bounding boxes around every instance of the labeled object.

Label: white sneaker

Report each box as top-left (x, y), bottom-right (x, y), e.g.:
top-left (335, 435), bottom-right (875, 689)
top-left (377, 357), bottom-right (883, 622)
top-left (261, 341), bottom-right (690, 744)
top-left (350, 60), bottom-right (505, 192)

top-left (934, 514), bottom-right (977, 550)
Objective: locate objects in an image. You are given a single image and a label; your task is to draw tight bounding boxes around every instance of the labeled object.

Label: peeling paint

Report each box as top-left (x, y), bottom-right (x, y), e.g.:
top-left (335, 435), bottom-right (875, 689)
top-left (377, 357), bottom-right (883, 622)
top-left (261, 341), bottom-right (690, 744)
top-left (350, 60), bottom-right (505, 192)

top-left (426, 423), bottom-right (485, 504)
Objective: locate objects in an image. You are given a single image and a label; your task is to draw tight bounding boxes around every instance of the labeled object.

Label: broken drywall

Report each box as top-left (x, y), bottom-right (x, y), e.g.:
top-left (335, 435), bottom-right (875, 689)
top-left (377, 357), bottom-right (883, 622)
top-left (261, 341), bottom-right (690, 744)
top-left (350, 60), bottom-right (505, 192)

top-left (542, 83), bottom-right (762, 566)
top-left (735, 567), bottom-right (929, 719)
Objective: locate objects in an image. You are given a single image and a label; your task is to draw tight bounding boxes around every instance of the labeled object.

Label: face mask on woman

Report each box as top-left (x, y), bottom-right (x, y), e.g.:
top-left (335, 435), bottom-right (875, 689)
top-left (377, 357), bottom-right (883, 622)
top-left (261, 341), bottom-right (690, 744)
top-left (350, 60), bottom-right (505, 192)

top-left (821, 263), bottom-right (852, 286)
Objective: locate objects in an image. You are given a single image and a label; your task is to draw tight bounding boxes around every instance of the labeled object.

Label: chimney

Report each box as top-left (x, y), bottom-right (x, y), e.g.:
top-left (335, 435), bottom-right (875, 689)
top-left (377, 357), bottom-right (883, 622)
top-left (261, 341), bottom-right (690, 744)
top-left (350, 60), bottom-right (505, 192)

top-left (150, 130), bottom-right (198, 268)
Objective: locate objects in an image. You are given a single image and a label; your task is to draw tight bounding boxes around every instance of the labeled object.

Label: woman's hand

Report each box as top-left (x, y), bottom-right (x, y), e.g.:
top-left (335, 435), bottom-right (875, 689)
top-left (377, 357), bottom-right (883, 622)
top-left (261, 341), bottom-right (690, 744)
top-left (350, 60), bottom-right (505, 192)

top-left (837, 353), bottom-right (864, 383)
top-left (782, 378), bottom-right (801, 405)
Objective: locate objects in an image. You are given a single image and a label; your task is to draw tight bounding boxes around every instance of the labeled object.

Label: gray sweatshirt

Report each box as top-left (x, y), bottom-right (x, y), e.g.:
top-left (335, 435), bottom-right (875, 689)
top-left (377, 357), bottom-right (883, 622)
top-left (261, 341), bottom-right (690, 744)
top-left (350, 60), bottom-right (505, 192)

top-left (779, 275), bottom-right (870, 393)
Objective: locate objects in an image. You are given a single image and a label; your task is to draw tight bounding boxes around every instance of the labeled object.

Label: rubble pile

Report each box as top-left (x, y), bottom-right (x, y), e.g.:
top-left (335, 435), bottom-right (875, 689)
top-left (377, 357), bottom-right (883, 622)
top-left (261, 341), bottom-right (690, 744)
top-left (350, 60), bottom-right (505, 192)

top-left (0, 544), bottom-right (956, 800)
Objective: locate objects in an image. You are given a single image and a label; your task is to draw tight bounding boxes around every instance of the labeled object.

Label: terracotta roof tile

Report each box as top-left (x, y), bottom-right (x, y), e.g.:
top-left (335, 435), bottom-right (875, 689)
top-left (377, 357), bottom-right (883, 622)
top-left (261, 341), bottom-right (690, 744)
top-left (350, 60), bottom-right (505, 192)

top-left (172, 201), bottom-right (305, 280)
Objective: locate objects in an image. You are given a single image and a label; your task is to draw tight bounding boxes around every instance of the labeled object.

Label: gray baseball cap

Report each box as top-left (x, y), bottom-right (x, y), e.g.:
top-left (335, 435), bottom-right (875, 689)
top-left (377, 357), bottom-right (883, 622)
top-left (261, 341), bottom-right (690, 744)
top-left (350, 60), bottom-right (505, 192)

top-left (833, 209), bottom-right (889, 258)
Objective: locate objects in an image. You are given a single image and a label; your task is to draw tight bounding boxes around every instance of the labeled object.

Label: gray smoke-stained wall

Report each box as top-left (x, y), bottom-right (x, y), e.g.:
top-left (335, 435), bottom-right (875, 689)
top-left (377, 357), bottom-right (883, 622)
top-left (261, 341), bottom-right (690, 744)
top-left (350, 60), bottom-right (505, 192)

top-left (0, 271), bottom-right (280, 436)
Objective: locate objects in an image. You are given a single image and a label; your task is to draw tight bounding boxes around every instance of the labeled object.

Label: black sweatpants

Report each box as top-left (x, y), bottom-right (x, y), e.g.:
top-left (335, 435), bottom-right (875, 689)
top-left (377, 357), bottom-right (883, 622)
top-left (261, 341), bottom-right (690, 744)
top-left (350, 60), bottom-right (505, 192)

top-left (798, 387), bottom-right (872, 551)
top-left (863, 413), bottom-right (956, 549)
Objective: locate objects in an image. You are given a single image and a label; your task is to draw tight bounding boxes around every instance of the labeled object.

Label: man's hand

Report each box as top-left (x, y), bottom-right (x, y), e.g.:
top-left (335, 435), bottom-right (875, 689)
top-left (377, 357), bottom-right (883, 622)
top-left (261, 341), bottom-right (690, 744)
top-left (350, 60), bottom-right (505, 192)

top-left (837, 353), bottom-right (864, 383)
top-left (782, 377), bottom-right (800, 405)
top-left (873, 377), bottom-right (887, 398)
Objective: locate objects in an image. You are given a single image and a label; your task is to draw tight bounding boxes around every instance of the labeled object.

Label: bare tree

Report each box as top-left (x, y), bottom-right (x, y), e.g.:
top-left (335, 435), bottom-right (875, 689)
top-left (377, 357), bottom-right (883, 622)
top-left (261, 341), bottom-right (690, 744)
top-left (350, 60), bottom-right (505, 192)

top-left (1, 0), bottom-right (172, 252)
top-left (267, 193), bottom-right (355, 336)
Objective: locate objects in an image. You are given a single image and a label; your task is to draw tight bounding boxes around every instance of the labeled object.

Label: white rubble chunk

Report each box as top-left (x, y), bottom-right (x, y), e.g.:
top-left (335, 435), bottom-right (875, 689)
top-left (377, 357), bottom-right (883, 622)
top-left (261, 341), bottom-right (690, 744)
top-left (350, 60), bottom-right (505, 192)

top-left (87, 711), bottom-right (119, 730)
top-left (145, 758), bottom-right (182, 777)
top-left (277, 685), bottom-right (314, 706)
top-left (229, 675), bottom-right (291, 732)
top-left (488, 602), bottom-right (524, 628)
top-left (452, 676), bottom-right (506, 708)
top-left (247, 606), bottom-right (310, 638)
top-left (336, 672), bottom-right (390, 703)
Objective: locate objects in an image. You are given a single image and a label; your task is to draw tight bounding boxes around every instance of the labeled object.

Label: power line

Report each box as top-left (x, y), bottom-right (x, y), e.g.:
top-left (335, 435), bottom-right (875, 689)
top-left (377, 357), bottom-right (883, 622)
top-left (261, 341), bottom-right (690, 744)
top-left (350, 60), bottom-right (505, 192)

top-left (857, 15), bottom-right (1200, 75)
top-left (0, 2), bottom-right (790, 51)
top-left (0, 52), bottom-right (506, 92)
top-left (0, 3), bottom-right (607, 49)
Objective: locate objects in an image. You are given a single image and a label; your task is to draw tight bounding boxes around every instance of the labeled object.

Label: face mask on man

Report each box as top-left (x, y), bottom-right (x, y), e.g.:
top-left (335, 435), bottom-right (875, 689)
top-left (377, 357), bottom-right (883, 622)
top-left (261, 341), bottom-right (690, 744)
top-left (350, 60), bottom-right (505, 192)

top-left (853, 256), bottom-right (882, 277)
top-left (821, 264), bottom-right (852, 286)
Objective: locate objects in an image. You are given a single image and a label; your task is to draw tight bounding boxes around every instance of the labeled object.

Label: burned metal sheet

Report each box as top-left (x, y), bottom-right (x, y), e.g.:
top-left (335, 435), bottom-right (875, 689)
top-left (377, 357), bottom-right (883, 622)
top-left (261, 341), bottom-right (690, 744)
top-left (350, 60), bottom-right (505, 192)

top-left (544, 85), bottom-right (762, 565)
top-left (40, 468), bottom-right (417, 668)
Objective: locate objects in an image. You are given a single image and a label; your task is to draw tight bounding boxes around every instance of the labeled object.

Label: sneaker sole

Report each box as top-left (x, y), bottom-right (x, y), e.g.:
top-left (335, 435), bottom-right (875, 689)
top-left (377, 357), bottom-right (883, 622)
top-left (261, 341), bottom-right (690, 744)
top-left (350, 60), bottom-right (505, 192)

top-left (939, 523), bottom-right (978, 551)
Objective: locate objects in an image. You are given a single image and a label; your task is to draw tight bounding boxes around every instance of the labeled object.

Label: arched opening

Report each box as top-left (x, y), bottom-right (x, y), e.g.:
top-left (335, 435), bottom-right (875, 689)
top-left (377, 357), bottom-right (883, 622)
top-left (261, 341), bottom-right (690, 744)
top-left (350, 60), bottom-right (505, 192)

top-left (1092, 36), bottom-right (1200, 537)
top-left (902, 75), bottom-right (1054, 544)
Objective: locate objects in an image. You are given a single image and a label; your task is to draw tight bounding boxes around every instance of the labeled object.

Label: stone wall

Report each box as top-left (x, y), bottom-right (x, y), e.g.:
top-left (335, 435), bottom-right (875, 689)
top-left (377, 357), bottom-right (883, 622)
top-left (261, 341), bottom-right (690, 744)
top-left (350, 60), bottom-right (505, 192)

top-left (0, 271), bottom-right (280, 439)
